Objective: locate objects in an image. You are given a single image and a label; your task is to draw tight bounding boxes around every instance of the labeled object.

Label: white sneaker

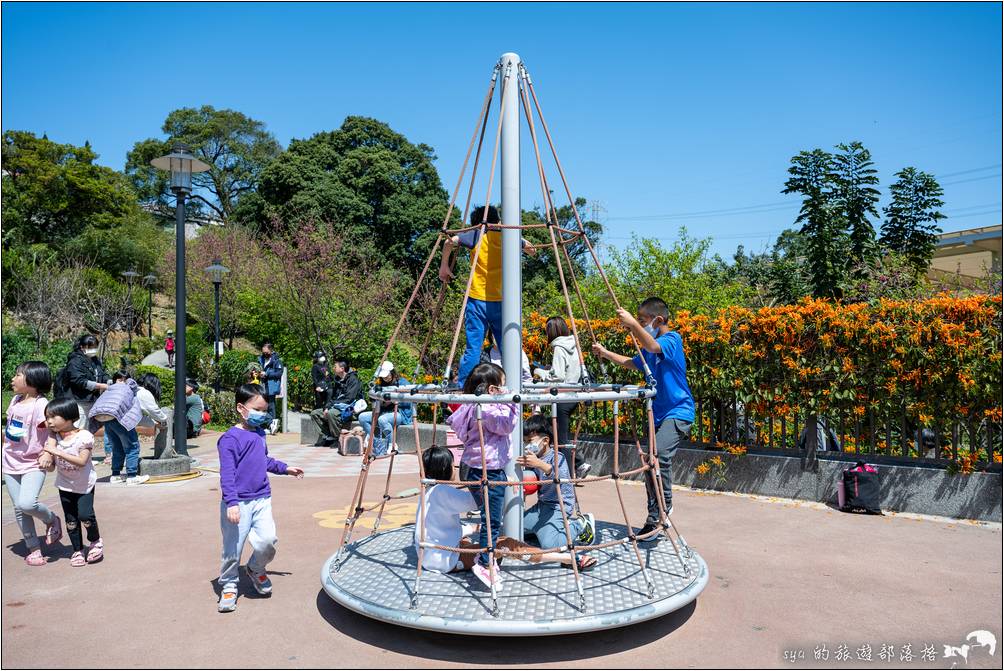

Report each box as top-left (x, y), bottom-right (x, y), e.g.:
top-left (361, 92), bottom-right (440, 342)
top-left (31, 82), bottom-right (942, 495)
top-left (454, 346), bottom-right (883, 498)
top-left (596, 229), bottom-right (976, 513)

top-left (269, 419), bottom-right (280, 435)
top-left (576, 463), bottom-right (592, 479)
top-left (471, 562), bottom-right (504, 592)
top-left (108, 475), bottom-right (125, 484)
top-left (127, 475), bottom-right (150, 486)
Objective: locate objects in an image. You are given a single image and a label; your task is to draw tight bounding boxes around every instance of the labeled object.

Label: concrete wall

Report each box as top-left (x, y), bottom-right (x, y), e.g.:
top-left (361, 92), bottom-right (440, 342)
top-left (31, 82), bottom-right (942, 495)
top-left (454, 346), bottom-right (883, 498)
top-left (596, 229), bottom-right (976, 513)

top-left (574, 439), bottom-right (1002, 522)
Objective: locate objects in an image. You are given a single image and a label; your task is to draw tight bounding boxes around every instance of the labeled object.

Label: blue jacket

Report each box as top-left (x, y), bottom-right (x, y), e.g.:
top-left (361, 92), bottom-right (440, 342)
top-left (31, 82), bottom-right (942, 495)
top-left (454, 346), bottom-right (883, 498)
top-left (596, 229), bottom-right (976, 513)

top-left (258, 353), bottom-right (284, 397)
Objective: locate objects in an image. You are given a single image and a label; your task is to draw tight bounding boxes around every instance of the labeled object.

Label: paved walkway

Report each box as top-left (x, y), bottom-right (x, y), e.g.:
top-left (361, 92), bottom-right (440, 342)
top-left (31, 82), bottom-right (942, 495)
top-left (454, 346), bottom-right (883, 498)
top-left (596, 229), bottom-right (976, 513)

top-left (140, 348), bottom-right (170, 368)
top-left (2, 431), bottom-right (1001, 668)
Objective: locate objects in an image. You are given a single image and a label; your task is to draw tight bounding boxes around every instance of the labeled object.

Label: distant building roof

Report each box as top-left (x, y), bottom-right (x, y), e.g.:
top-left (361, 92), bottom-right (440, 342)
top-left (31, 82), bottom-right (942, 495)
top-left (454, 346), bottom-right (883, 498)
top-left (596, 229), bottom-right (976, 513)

top-left (929, 224), bottom-right (1002, 281)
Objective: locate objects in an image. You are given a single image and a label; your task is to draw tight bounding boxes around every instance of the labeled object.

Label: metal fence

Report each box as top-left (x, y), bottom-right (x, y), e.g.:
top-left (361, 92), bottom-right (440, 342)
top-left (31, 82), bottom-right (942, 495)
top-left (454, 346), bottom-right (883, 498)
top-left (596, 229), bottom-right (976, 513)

top-left (573, 397), bottom-right (1002, 470)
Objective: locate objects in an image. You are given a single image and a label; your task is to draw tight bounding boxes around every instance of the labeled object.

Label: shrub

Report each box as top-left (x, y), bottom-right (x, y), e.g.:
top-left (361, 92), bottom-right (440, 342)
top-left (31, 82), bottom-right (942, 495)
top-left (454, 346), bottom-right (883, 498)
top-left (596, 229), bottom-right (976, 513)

top-left (134, 365), bottom-right (175, 402)
top-left (1, 327), bottom-right (73, 388)
top-left (129, 336), bottom-right (157, 361)
top-left (216, 349), bottom-right (259, 390)
top-left (200, 387), bottom-right (240, 430)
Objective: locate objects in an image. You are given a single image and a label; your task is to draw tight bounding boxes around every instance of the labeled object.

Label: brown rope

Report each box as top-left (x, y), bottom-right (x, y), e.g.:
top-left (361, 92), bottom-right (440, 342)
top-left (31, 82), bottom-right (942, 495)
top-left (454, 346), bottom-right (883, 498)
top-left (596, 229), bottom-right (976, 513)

top-left (378, 65), bottom-right (500, 376)
top-left (521, 64), bottom-right (654, 383)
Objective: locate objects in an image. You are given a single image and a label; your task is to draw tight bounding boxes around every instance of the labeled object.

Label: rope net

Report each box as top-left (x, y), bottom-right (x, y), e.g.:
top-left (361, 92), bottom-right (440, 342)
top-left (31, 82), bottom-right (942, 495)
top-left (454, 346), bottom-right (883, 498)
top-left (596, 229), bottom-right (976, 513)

top-left (333, 60), bottom-right (688, 616)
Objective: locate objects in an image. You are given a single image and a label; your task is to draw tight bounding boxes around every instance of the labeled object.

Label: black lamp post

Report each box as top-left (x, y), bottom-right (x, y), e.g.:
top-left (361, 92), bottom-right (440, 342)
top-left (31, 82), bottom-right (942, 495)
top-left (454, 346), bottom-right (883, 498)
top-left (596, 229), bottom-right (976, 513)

top-left (204, 259), bottom-right (230, 392)
top-left (120, 269), bottom-right (140, 354)
top-left (151, 144), bottom-right (210, 459)
top-left (142, 273), bottom-right (157, 337)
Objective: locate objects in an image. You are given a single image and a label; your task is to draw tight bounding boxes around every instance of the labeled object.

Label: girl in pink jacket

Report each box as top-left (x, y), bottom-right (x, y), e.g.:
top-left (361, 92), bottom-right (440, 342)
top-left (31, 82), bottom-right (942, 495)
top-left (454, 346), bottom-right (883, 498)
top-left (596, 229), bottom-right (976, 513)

top-left (445, 362), bottom-right (517, 589)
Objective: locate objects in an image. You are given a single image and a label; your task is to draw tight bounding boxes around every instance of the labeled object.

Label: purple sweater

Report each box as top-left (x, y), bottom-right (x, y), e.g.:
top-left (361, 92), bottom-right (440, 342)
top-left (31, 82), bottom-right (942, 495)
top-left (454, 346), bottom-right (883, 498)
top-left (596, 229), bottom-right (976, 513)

top-left (217, 426), bottom-right (288, 506)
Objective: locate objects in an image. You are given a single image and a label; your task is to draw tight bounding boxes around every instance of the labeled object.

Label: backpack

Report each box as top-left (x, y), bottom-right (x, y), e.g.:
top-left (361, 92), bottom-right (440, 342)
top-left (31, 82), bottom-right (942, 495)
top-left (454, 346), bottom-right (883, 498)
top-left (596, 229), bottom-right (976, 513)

top-left (839, 461), bottom-right (882, 514)
top-left (53, 367), bottom-right (73, 400)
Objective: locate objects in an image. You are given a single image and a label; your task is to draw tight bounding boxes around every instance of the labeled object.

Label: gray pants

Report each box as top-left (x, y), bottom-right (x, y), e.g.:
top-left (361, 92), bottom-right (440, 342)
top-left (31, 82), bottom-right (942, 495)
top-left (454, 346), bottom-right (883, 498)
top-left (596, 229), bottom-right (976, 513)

top-left (644, 418), bottom-right (692, 524)
top-left (3, 471), bottom-right (55, 550)
top-left (310, 406), bottom-right (345, 440)
top-left (219, 497), bottom-right (277, 591)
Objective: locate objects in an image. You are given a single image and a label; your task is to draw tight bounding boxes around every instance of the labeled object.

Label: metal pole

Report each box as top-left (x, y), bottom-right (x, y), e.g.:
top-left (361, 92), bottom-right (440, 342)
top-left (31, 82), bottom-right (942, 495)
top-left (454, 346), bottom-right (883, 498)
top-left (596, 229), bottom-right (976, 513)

top-left (499, 51), bottom-right (523, 541)
top-left (213, 281), bottom-right (221, 392)
top-left (126, 282), bottom-right (134, 352)
top-left (172, 191), bottom-right (188, 458)
top-left (147, 285), bottom-right (153, 337)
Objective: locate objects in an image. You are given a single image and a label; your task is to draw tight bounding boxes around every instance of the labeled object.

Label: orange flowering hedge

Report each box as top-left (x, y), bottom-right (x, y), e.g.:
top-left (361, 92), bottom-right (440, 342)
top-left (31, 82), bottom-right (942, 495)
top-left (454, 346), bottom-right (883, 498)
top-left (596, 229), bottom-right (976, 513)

top-left (525, 295), bottom-right (1002, 455)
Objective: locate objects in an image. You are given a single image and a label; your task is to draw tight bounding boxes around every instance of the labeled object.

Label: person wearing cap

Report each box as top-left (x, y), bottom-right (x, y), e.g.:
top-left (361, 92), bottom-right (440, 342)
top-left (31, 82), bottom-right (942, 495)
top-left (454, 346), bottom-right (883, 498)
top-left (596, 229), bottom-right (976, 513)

top-left (185, 379), bottom-right (205, 439)
top-left (439, 205), bottom-right (535, 388)
top-left (310, 360), bottom-right (362, 447)
top-left (310, 351), bottom-right (333, 410)
top-left (358, 361), bottom-right (413, 455)
top-left (165, 330), bottom-right (175, 368)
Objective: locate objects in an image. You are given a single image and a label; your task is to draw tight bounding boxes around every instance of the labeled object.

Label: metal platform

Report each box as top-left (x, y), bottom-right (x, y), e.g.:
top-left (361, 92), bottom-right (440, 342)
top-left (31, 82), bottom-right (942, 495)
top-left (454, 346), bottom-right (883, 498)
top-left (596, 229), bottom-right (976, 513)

top-left (321, 522), bottom-right (709, 636)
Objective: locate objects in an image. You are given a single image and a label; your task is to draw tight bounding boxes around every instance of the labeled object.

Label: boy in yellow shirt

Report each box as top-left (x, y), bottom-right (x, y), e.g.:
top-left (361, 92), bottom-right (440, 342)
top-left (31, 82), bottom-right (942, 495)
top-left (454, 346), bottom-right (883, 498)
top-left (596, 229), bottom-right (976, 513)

top-left (439, 205), bottom-right (534, 387)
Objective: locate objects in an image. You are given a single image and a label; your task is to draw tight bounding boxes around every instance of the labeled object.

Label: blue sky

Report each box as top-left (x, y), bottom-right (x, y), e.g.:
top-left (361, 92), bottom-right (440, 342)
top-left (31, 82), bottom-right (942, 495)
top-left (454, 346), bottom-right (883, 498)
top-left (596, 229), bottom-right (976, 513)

top-left (3, 2), bottom-right (1001, 259)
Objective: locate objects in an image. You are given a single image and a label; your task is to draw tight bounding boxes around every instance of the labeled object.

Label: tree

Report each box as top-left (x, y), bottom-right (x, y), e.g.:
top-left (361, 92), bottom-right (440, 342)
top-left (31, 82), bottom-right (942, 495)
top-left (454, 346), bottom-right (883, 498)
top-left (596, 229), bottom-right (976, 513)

top-left (880, 167), bottom-right (945, 276)
top-left (2, 131), bottom-right (141, 249)
top-left (521, 197), bottom-right (603, 306)
top-left (254, 116), bottom-right (449, 271)
top-left (125, 106), bottom-right (282, 223)
top-left (782, 149), bottom-right (847, 298)
top-left (833, 141), bottom-right (880, 267)
top-left (10, 267), bottom-right (83, 349)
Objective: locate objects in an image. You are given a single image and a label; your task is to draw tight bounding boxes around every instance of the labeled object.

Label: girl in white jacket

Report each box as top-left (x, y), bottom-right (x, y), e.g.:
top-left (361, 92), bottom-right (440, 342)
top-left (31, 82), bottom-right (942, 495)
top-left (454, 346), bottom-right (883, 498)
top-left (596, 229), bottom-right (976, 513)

top-left (532, 317), bottom-right (589, 479)
top-left (136, 373), bottom-right (170, 457)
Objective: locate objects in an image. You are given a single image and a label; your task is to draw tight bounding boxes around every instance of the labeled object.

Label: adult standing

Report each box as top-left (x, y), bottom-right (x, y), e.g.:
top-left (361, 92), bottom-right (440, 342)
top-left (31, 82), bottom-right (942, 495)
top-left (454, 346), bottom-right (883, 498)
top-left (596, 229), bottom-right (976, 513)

top-left (257, 343), bottom-right (284, 434)
top-left (310, 351), bottom-right (333, 410)
top-left (532, 316), bottom-right (590, 479)
top-left (62, 335), bottom-right (110, 431)
top-left (89, 375), bottom-right (148, 485)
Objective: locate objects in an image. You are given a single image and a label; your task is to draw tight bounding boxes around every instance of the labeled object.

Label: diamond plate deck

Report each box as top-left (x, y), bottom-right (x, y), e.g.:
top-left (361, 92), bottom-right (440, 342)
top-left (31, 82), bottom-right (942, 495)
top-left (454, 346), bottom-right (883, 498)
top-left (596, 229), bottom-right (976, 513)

top-left (321, 522), bottom-right (709, 636)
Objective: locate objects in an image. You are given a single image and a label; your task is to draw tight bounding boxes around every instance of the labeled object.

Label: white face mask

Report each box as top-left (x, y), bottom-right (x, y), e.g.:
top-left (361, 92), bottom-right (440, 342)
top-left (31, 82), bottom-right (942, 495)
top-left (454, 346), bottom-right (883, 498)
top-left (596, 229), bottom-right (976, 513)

top-left (643, 320), bottom-right (662, 338)
top-left (84, 348), bottom-right (99, 357)
top-left (318, 357), bottom-right (326, 363)
top-left (523, 439), bottom-right (544, 454)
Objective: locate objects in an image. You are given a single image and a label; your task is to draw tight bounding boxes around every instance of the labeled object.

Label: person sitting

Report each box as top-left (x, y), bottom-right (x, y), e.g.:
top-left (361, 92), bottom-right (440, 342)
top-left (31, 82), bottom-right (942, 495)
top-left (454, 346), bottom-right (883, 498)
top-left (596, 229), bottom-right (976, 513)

top-left (515, 414), bottom-right (596, 560)
top-left (185, 379), bottom-right (205, 439)
top-left (358, 361), bottom-right (412, 456)
top-left (309, 360), bottom-right (362, 447)
top-left (415, 445), bottom-right (595, 576)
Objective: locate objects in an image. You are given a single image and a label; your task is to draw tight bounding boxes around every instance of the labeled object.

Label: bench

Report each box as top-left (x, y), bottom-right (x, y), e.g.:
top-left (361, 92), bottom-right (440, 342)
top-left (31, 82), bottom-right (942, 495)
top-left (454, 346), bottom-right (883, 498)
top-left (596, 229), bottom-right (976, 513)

top-left (299, 415), bottom-right (451, 454)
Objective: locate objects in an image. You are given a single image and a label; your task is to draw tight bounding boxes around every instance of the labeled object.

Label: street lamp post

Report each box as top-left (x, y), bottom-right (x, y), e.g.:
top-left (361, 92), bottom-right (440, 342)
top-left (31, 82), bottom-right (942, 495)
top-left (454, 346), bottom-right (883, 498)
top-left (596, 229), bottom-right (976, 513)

top-left (142, 274), bottom-right (157, 337)
top-left (204, 259), bottom-right (230, 392)
top-left (151, 144), bottom-right (210, 460)
top-left (120, 269), bottom-right (140, 356)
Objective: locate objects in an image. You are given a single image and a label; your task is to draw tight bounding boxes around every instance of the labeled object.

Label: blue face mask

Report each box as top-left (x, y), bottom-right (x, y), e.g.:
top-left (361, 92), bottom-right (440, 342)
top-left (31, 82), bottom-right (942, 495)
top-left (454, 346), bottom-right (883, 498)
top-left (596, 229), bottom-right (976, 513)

top-left (245, 409), bottom-right (273, 429)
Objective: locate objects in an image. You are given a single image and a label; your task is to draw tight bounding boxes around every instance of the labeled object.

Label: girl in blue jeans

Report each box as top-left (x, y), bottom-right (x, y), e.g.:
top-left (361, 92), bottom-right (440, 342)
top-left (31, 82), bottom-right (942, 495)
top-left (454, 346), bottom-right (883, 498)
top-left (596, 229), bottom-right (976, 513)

top-left (89, 375), bottom-right (148, 485)
top-left (358, 361), bottom-right (413, 455)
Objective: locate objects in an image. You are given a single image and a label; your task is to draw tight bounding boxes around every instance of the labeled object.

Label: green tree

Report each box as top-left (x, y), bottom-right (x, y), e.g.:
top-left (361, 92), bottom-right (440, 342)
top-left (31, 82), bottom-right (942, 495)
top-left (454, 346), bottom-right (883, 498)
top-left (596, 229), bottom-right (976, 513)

top-left (782, 148), bottom-right (847, 298)
top-left (833, 141), bottom-right (880, 267)
top-left (125, 106), bottom-right (282, 222)
top-left (880, 167), bottom-right (945, 276)
top-left (521, 197), bottom-right (603, 306)
top-left (2, 131), bottom-right (140, 248)
top-left (254, 116), bottom-right (449, 271)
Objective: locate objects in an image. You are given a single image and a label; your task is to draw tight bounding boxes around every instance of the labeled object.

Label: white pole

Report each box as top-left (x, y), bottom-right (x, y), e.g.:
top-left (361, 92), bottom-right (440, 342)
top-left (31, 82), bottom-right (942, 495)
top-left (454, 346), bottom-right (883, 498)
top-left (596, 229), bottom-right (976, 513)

top-left (500, 52), bottom-right (523, 541)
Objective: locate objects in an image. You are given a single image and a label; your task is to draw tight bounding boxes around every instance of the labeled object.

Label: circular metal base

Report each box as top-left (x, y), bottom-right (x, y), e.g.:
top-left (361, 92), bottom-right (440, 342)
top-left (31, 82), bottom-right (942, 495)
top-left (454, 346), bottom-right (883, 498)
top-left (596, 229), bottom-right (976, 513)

top-left (321, 522), bottom-right (708, 636)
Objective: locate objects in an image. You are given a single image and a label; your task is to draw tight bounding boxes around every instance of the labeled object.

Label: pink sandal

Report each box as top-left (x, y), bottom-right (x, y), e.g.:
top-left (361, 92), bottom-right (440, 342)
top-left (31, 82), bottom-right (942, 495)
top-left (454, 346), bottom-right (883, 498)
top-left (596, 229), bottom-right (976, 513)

top-left (25, 549), bottom-right (46, 566)
top-left (70, 551), bottom-right (86, 567)
top-left (45, 516), bottom-right (63, 546)
top-left (86, 539), bottom-right (104, 563)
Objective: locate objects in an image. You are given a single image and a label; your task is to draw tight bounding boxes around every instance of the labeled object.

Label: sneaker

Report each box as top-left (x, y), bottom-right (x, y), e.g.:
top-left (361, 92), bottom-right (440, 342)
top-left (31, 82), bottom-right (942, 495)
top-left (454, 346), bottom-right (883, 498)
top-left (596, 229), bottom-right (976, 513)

top-left (471, 562), bottom-right (503, 592)
top-left (218, 589), bottom-right (238, 613)
top-left (126, 474), bottom-right (150, 486)
top-left (576, 513), bottom-right (596, 546)
top-left (108, 475), bottom-right (125, 484)
top-left (576, 463), bottom-right (592, 479)
top-left (269, 418), bottom-right (280, 435)
top-left (638, 522), bottom-right (660, 539)
top-left (245, 565), bottom-right (273, 595)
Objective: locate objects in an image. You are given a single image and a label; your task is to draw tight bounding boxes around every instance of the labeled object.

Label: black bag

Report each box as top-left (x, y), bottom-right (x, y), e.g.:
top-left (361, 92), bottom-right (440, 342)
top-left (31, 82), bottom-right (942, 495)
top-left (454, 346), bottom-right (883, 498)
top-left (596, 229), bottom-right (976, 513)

top-left (52, 367), bottom-right (73, 399)
top-left (841, 461), bottom-right (882, 514)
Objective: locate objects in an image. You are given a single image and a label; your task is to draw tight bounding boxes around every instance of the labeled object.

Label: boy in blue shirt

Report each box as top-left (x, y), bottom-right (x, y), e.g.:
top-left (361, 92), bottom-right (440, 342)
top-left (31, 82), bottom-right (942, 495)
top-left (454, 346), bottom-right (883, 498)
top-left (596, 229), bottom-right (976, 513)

top-left (592, 297), bottom-right (695, 537)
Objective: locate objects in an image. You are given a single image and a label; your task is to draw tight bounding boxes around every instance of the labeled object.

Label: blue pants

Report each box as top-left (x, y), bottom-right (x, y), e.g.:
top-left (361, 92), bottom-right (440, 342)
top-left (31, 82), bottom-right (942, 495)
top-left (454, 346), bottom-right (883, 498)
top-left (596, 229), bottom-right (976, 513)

top-left (467, 467), bottom-right (507, 567)
top-left (525, 503), bottom-right (583, 550)
top-left (358, 410), bottom-right (411, 456)
top-left (103, 419), bottom-right (141, 477)
top-left (457, 298), bottom-right (503, 387)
